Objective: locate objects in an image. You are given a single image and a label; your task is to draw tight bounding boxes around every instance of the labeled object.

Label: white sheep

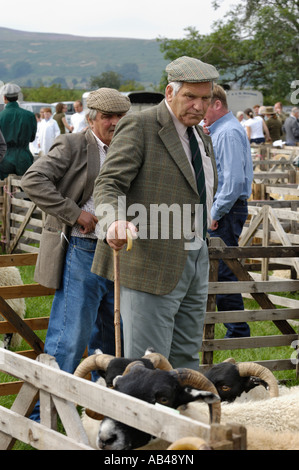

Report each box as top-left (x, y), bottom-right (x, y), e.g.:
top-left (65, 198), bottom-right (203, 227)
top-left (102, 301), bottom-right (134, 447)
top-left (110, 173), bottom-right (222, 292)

top-left (139, 427), bottom-right (299, 451)
top-left (179, 384), bottom-right (299, 433)
top-left (0, 267), bottom-right (26, 348)
top-left (172, 384), bottom-right (299, 450)
top-left (77, 353), bottom-right (299, 451)
top-left (81, 377), bottom-right (299, 450)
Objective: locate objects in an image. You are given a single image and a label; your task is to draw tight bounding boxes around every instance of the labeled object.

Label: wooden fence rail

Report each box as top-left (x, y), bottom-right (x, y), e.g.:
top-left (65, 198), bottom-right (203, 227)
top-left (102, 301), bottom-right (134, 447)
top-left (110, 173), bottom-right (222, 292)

top-left (202, 238), bottom-right (299, 375)
top-left (0, 253), bottom-right (54, 396)
top-left (2, 175), bottom-right (44, 254)
top-left (0, 350), bottom-right (245, 450)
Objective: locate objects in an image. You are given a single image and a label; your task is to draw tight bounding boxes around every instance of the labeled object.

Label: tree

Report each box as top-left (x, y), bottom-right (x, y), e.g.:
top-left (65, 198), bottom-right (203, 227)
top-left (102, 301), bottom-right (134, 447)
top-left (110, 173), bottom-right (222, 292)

top-left (22, 84), bottom-right (82, 103)
top-left (50, 77), bottom-right (68, 88)
top-left (89, 71), bottom-right (122, 90)
top-left (158, 0), bottom-right (299, 102)
top-left (119, 80), bottom-right (145, 92)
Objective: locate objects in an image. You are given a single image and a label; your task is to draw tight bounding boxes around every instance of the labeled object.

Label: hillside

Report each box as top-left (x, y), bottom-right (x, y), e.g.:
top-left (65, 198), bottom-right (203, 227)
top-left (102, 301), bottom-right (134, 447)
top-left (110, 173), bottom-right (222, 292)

top-left (0, 27), bottom-right (168, 89)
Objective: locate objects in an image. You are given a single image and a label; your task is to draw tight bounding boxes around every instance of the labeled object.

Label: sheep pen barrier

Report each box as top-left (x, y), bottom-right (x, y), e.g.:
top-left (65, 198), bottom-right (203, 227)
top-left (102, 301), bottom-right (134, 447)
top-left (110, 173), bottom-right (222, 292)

top-left (0, 243), bottom-right (298, 449)
top-left (203, 238), bottom-right (299, 376)
top-left (0, 349), bottom-right (246, 451)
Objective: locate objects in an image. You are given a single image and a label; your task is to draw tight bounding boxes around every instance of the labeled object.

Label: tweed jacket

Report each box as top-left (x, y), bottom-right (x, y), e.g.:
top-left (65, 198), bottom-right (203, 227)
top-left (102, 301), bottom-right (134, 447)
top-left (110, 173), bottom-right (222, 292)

top-left (92, 100), bottom-right (218, 295)
top-left (21, 128), bottom-right (100, 289)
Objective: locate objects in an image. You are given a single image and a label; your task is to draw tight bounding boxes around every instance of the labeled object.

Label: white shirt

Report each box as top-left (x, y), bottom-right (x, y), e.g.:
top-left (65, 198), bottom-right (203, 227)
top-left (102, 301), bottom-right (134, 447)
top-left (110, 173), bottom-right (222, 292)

top-left (29, 120), bottom-right (42, 155)
top-left (38, 117), bottom-right (60, 154)
top-left (71, 111), bottom-right (86, 133)
top-left (71, 132), bottom-right (107, 239)
top-left (245, 116), bottom-right (264, 139)
top-left (165, 101), bottom-right (214, 241)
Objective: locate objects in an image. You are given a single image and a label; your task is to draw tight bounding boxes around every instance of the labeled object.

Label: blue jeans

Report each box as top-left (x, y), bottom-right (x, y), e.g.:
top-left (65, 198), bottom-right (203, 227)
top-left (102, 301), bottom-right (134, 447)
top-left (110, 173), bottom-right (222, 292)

top-left (209, 201), bottom-right (250, 338)
top-left (30, 236), bottom-right (122, 421)
top-left (45, 236), bottom-right (122, 370)
top-left (250, 138), bottom-right (265, 144)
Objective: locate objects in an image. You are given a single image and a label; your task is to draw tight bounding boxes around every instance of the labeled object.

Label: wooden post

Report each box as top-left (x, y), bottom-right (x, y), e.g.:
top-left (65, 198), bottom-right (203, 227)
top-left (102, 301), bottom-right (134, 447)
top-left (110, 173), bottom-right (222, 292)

top-left (202, 238), bottom-right (220, 366)
top-left (113, 250), bottom-right (121, 357)
top-left (0, 296), bottom-right (44, 354)
top-left (261, 205), bottom-right (269, 281)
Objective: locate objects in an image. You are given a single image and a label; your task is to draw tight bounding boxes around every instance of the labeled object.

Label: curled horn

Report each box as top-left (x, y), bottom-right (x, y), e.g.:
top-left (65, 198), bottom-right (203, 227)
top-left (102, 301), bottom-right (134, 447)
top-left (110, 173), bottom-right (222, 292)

top-left (173, 368), bottom-right (221, 423)
top-left (122, 352), bottom-right (173, 376)
top-left (237, 362), bottom-right (279, 398)
top-left (74, 353), bottom-right (115, 421)
top-left (143, 352), bottom-right (173, 370)
top-left (222, 357), bottom-right (236, 364)
top-left (122, 360), bottom-right (146, 376)
top-left (168, 437), bottom-right (211, 450)
top-left (74, 353), bottom-right (115, 379)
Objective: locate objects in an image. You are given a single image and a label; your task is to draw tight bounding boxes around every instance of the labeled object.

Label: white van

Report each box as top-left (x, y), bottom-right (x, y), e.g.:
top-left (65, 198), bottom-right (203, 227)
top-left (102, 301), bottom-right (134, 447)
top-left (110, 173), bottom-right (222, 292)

top-left (226, 90), bottom-right (263, 115)
top-left (19, 102), bottom-right (52, 114)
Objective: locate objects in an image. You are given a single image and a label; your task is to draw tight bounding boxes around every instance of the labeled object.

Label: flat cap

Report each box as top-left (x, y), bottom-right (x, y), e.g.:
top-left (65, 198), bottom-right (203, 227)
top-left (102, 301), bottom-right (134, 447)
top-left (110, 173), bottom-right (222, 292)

top-left (2, 83), bottom-right (21, 98)
top-left (264, 106), bottom-right (275, 114)
top-left (86, 88), bottom-right (131, 114)
top-left (166, 56), bottom-right (219, 83)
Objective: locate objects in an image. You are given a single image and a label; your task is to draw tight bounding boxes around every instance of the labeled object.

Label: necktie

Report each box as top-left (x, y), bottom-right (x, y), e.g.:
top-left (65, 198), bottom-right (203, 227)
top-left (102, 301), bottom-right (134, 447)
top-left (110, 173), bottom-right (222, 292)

top-left (187, 127), bottom-right (207, 239)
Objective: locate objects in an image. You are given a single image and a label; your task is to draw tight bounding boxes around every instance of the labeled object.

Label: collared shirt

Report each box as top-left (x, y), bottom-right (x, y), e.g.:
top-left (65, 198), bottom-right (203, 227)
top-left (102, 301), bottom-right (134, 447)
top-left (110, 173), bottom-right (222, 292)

top-left (165, 100), bottom-right (214, 235)
top-left (71, 132), bottom-right (107, 238)
top-left (38, 117), bottom-right (60, 154)
top-left (71, 111), bottom-right (87, 133)
top-left (207, 111), bottom-right (253, 221)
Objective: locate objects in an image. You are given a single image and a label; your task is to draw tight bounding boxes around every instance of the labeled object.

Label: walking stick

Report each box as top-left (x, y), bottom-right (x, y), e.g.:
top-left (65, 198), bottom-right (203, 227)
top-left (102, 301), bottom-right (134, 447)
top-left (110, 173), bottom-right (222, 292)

top-left (113, 229), bottom-right (133, 357)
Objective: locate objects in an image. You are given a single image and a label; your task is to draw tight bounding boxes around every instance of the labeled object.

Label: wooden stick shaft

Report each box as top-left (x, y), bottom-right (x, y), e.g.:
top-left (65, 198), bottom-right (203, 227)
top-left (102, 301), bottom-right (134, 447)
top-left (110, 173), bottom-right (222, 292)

top-left (113, 250), bottom-right (121, 357)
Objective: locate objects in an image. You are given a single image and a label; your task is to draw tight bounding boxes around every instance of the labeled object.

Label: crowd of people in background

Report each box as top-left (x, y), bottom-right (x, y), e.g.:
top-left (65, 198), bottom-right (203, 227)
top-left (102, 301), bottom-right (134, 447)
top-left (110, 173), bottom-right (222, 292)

top-left (0, 75), bottom-right (298, 389)
top-left (0, 82), bottom-right (298, 178)
top-left (236, 102), bottom-right (299, 146)
top-left (30, 99), bottom-right (88, 158)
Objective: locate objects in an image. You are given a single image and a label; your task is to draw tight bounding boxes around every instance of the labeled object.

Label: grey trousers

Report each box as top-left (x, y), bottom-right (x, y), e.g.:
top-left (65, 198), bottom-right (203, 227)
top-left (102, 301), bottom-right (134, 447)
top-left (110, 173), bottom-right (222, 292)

top-left (120, 241), bottom-right (209, 370)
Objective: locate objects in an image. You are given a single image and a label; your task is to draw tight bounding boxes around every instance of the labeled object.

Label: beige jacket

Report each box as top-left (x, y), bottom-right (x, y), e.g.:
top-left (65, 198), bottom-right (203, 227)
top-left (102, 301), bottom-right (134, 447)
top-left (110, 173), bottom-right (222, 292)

top-left (21, 129), bottom-right (100, 288)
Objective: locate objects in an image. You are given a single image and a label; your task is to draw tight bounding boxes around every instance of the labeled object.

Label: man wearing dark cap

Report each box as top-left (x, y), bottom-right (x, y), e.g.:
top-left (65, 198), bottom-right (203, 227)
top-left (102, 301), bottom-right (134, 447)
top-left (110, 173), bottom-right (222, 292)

top-left (21, 89), bottom-right (131, 391)
top-left (92, 57), bottom-right (218, 370)
top-left (0, 83), bottom-right (37, 178)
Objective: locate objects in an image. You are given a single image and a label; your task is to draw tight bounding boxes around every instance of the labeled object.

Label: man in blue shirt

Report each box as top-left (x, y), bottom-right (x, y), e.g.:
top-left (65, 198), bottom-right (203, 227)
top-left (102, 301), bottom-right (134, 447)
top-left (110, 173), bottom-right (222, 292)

top-left (203, 84), bottom-right (253, 338)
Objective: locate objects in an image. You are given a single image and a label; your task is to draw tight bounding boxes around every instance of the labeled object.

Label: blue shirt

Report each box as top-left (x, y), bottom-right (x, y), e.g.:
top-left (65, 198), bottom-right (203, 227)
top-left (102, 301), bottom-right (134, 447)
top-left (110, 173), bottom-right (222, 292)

top-left (208, 111), bottom-right (253, 221)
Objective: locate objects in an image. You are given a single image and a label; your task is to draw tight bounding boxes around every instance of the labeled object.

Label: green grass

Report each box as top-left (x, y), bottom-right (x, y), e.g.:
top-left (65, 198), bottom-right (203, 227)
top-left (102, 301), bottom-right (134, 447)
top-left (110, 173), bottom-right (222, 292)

top-left (0, 265), bottom-right (53, 450)
top-left (0, 267), bottom-right (298, 449)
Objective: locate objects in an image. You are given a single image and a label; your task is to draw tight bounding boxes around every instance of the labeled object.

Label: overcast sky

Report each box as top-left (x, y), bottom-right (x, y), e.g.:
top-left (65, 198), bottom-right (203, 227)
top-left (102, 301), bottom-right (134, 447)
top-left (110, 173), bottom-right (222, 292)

top-left (2, 0), bottom-right (239, 39)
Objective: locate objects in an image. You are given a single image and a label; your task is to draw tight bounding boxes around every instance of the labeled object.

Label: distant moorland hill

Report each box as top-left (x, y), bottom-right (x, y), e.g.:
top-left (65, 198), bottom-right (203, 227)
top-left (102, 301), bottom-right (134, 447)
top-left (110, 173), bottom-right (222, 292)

top-left (0, 27), bottom-right (168, 89)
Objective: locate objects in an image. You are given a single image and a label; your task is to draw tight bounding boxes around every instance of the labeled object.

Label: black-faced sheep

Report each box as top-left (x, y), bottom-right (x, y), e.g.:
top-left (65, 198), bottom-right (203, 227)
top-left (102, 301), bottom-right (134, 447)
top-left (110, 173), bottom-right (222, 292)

top-left (74, 350), bottom-right (221, 450)
top-left (77, 350), bottom-right (296, 450)
top-left (204, 358), bottom-right (279, 402)
top-left (0, 267), bottom-right (26, 348)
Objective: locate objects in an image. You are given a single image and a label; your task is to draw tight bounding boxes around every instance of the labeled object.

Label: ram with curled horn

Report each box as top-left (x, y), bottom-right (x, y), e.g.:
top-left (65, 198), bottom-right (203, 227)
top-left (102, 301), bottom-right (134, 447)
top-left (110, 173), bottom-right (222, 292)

top-left (73, 349), bottom-right (173, 419)
top-left (95, 361), bottom-right (220, 450)
top-left (204, 358), bottom-right (279, 403)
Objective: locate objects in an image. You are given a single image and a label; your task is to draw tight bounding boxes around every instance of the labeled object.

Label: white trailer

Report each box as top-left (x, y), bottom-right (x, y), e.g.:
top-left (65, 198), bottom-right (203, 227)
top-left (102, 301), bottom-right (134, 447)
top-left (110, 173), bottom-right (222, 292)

top-left (226, 89), bottom-right (263, 115)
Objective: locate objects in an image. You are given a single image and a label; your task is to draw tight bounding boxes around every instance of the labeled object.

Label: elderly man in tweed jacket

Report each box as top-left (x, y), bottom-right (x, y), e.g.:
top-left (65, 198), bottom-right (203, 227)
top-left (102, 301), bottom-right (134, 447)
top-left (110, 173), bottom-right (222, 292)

top-left (21, 89), bottom-right (131, 382)
top-left (92, 57), bottom-right (219, 370)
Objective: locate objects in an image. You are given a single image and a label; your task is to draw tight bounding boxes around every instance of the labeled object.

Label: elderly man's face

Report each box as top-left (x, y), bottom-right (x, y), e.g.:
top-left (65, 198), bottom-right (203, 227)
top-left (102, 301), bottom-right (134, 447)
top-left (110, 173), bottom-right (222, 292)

top-left (89, 112), bottom-right (125, 145)
top-left (166, 82), bottom-right (212, 127)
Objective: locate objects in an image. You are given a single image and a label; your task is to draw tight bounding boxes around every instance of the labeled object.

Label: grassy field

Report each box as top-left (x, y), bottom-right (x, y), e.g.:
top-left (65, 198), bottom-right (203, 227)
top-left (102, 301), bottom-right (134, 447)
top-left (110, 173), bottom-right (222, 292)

top-left (0, 265), bottom-right (298, 449)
